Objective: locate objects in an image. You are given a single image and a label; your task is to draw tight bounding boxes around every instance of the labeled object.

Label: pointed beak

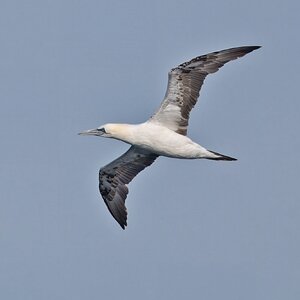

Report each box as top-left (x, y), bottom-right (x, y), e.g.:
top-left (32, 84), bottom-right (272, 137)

top-left (78, 128), bottom-right (101, 136)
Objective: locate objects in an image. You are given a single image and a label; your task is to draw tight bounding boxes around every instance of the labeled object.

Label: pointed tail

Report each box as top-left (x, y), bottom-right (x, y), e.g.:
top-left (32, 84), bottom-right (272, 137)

top-left (206, 150), bottom-right (237, 161)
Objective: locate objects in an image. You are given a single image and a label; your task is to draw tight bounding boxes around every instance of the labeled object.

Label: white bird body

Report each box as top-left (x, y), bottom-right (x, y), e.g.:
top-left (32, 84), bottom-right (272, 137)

top-left (105, 122), bottom-right (214, 159)
top-left (79, 46), bottom-right (260, 229)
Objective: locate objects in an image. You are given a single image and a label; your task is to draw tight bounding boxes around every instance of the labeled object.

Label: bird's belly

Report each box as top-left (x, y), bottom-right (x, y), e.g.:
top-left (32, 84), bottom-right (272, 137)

top-left (131, 127), bottom-right (203, 158)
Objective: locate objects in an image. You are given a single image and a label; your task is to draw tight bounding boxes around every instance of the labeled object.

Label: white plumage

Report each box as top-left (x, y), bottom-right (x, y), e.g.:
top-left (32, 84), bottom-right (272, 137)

top-left (79, 46), bottom-right (260, 229)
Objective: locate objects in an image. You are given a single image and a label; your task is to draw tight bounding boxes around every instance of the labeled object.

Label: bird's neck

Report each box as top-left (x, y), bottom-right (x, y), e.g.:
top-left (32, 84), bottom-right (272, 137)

top-left (107, 123), bottom-right (136, 143)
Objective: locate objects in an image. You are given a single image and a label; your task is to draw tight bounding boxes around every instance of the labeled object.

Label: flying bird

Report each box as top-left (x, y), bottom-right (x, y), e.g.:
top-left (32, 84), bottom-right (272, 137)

top-left (79, 46), bottom-right (260, 229)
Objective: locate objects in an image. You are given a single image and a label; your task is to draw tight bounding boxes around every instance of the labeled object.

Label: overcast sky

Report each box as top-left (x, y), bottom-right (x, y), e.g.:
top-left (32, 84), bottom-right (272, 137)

top-left (0, 0), bottom-right (299, 299)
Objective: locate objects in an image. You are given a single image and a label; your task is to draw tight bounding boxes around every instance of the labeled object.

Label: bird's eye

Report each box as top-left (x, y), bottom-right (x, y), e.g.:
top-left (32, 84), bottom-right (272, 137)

top-left (97, 128), bottom-right (106, 133)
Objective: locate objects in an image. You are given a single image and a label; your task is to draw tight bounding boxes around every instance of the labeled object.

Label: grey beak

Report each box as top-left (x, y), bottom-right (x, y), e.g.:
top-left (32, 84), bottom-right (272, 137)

top-left (78, 128), bottom-right (101, 136)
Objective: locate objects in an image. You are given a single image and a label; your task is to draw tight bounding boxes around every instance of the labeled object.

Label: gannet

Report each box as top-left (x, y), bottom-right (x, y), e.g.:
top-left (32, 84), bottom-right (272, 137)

top-left (79, 46), bottom-right (260, 229)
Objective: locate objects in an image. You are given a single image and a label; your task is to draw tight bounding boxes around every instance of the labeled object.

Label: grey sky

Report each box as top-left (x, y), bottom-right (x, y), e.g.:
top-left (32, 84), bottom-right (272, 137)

top-left (0, 0), bottom-right (299, 299)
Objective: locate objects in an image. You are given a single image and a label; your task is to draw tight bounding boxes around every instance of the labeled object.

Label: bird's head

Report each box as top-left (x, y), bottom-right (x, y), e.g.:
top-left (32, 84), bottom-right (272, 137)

top-left (78, 123), bottom-right (128, 139)
top-left (78, 123), bottom-right (114, 138)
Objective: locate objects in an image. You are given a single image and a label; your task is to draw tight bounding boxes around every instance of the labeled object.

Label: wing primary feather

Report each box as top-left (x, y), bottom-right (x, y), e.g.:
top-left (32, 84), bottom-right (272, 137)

top-left (99, 146), bottom-right (158, 229)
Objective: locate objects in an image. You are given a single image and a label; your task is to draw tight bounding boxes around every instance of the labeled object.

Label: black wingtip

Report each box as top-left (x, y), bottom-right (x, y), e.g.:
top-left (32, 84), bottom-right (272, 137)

top-left (118, 219), bottom-right (127, 230)
top-left (250, 45), bottom-right (261, 49)
top-left (243, 45), bottom-right (261, 52)
top-left (228, 45), bottom-right (261, 55)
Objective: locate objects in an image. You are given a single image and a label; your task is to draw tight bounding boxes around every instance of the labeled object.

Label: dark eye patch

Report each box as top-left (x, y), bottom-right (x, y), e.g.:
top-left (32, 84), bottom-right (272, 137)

top-left (97, 128), bottom-right (106, 133)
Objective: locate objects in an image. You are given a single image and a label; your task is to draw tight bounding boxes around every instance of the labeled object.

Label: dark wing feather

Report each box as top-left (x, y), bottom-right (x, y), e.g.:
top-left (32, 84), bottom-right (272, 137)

top-left (150, 46), bottom-right (260, 135)
top-left (99, 146), bottom-right (158, 229)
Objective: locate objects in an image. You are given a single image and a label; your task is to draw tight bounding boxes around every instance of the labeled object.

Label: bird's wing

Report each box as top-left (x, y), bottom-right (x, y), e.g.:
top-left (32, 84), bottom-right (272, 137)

top-left (99, 146), bottom-right (158, 229)
top-left (149, 46), bottom-right (260, 135)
